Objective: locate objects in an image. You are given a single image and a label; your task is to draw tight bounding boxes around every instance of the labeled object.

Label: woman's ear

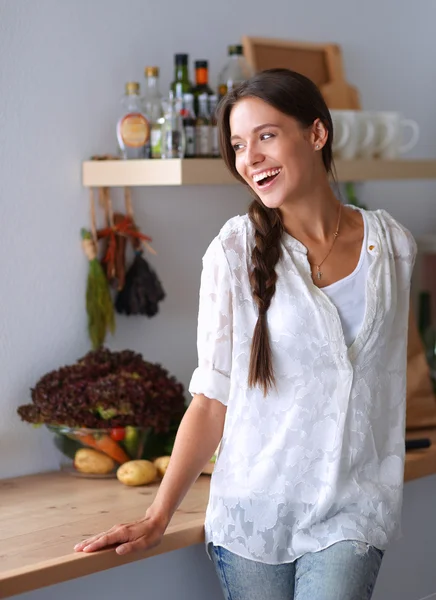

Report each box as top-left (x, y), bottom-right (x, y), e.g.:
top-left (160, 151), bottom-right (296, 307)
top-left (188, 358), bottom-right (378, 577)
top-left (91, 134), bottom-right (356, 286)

top-left (311, 118), bottom-right (329, 151)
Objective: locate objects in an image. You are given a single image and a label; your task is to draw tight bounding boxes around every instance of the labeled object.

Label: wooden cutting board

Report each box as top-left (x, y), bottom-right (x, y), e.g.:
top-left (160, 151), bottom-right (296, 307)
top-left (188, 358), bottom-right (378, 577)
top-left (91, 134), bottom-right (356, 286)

top-left (242, 36), bottom-right (361, 110)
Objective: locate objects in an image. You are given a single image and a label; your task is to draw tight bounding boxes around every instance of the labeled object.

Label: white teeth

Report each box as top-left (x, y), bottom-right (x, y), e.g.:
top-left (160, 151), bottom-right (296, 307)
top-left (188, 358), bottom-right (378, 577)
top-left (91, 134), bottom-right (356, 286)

top-left (252, 168), bottom-right (281, 183)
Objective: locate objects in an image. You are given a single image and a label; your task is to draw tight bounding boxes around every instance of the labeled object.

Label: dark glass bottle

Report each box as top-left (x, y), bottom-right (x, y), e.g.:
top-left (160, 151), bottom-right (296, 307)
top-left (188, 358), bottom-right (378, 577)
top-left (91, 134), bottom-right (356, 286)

top-left (418, 291), bottom-right (436, 382)
top-left (195, 93), bottom-right (211, 157)
top-left (170, 54), bottom-right (192, 103)
top-left (209, 94), bottom-right (220, 157)
top-left (181, 93), bottom-right (196, 158)
top-left (419, 291), bottom-right (432, 337)
top-left (192, 60), bottom-right (213, 114)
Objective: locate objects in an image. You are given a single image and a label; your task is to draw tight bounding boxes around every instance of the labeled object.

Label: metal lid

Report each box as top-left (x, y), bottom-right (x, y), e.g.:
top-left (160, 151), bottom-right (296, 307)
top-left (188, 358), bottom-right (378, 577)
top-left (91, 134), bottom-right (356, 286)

top-left (195, 60), bottom-right (208, 69)
top-left (125, 82), bottom-right (140, 95)
top-left (175, 53), bottom-right (189, 65)
top-left (228, 45), bottom-right (243, 55)
top-left (144, 66), bottom-right (159, 77)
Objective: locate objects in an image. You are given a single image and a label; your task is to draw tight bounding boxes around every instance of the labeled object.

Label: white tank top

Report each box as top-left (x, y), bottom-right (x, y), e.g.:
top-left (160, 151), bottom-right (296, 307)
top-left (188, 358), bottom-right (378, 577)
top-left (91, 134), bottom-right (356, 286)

top-left (321, 212), bottom-right (368, 347)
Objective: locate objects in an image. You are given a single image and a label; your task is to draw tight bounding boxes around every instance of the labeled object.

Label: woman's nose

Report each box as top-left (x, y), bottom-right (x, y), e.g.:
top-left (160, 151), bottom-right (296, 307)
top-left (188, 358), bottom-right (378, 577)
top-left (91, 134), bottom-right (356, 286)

top-left (245, 143), bottom-right (263, 167)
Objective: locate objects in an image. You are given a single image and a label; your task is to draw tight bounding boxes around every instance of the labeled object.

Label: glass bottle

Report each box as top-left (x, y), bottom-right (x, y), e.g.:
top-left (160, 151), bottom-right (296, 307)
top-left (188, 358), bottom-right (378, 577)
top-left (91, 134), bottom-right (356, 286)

top-left (192, 60), bottom-right (213, 115)
top-left (170, 54), bottom-right (192, 103)
top-left (209, 94), bottom-right (220, 158)
top-left (161, 91), bottom-right (186, 159)
top-left (143, 66), bottom-right (164, 159)
top-left (181, 93), bottom-right (196, 158)
top-left (418, 290), bottom-right (436, 383)
top-left (117, 82), bottom-right (151, 159)
top-left (218, 45), bottom-right (254, 100)
top-left (195, 93), bottom-right (211, 157)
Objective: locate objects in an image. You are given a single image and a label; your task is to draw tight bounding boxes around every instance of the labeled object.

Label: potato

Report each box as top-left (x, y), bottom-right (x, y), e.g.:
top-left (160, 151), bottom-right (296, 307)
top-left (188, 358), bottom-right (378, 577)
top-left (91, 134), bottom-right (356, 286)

top-left (116, 460), bottom-right (157, 486)
top-left (153, 456), bottom-right (171, 478)
top-left (74, 448), bottom-right (115, 474)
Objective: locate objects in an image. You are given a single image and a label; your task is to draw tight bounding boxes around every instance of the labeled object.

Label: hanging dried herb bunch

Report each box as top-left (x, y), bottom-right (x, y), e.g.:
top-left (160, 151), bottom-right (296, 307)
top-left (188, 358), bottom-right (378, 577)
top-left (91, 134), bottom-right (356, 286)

top-left (17, 347), bottom-right (186, 431)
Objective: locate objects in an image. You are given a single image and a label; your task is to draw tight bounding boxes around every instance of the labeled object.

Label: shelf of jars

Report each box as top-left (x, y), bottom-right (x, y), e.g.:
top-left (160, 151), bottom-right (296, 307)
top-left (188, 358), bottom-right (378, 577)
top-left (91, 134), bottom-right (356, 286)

top-left (82, 158), bottom-right (436, 187)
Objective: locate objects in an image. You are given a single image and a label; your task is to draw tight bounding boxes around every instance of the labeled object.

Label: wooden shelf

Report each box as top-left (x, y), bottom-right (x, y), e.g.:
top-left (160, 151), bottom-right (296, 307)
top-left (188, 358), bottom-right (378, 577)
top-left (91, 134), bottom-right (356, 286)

top-left (334, 159), bottom-right (436, 182)
top-left (82, 158), bottom-right (436, 187)
top-left (82, 158), bottom-right (235, 187)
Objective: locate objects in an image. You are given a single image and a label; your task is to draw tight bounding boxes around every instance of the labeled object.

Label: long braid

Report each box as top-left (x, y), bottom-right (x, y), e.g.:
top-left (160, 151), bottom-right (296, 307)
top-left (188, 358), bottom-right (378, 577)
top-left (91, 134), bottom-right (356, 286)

top-left (248, 200), bottom-right (284, 396)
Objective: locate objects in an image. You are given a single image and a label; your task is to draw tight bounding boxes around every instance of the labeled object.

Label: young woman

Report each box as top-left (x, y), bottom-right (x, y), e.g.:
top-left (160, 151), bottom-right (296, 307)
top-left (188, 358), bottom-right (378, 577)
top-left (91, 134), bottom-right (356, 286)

top-left (75, 69), bottom-right (416, 600)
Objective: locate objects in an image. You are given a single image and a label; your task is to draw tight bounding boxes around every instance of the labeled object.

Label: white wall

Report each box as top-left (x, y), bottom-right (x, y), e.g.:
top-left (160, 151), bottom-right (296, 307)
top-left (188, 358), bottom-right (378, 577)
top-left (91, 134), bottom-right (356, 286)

top-left (1, 1), bottom-right (436, 598)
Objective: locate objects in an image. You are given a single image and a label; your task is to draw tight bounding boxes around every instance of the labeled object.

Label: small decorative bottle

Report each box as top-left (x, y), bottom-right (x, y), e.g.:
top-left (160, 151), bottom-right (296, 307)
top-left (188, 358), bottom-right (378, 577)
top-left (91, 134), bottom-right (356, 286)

top-left (161, 91), bottom-right (186, 159)
top-left (117, 82), bottom-right (151, 159)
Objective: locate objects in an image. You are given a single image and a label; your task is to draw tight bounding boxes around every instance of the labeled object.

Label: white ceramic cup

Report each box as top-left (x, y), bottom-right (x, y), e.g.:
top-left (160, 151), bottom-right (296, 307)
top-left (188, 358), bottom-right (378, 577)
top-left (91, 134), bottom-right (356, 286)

top-left (354, 111), bottom-right (387, 159)
top-left (330, 110), bottom-right (376, 160)
top-left (372, 111), bottom-right (420, 159)
top-left (329, 110), bottom-right (351, 156)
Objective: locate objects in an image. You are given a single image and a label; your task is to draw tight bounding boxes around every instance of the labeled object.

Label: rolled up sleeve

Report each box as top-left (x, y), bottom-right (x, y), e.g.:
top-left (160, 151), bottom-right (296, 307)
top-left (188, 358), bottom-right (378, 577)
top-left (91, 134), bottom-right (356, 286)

top-left (189, 237), bottom-right (233, 406)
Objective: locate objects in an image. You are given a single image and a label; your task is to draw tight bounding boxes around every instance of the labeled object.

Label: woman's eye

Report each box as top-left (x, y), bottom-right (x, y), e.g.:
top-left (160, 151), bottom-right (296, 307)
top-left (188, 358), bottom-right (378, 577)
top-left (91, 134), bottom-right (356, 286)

top-left (232, 143), bottom-right (244, 152)
top-left (260, 132), bottom-right (274, 141)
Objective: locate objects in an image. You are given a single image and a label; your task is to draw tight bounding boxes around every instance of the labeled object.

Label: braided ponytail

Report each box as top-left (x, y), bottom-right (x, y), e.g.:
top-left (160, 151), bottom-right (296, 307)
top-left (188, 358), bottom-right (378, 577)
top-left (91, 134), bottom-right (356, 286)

top-left (248, 200), bottom-right (284, 395)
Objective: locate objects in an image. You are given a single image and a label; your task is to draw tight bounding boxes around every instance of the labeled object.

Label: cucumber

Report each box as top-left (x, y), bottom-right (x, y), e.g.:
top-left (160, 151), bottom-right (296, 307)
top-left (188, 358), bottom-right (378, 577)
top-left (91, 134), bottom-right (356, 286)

top-left (53, 433), bottom-right (82, 460)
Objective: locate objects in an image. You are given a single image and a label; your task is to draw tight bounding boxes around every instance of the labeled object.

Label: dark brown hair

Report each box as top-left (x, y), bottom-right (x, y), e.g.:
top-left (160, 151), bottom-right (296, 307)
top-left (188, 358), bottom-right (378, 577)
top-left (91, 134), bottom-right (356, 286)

top-left (216, 68), bottom-right (336, 396)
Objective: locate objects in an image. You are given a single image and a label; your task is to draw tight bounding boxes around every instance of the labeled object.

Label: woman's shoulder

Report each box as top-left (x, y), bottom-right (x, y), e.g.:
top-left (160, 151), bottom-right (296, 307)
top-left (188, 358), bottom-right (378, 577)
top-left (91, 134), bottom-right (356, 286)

top-left (217, 214), bottom-right (251, 243)
top-left (203, 214), bottom-right (251, 265)
top-left (364, 208), bottom-right (417, 261)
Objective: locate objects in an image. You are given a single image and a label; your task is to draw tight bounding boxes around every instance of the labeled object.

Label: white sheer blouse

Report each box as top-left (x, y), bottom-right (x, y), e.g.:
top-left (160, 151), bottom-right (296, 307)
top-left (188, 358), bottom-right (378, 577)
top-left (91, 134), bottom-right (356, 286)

top-left (189, 207), bottom-right (417, 564)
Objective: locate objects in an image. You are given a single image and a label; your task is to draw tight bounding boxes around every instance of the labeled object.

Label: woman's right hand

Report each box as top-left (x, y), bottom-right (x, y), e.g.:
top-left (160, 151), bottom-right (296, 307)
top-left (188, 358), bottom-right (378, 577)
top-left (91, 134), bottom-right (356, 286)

top-left (73, 509), bottom-right (169, 556)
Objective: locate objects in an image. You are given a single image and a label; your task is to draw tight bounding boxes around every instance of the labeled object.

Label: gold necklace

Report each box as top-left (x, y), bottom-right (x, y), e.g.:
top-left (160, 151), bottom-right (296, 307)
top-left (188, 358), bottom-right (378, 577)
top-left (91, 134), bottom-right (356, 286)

top-left (310, 203), bottom-right (342, 281)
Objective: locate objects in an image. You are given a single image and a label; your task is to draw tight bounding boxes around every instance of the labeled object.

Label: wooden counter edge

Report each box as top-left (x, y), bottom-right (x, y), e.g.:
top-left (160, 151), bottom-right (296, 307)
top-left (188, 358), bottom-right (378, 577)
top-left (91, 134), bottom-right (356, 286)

top-left (0, 518), bottom-right (206, 599)
top-left (1, 430), bottom-right (436, 599)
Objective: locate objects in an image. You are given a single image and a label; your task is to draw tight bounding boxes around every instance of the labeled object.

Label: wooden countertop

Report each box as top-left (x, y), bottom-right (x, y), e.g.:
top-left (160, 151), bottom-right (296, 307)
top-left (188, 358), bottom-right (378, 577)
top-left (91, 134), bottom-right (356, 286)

top-left (1, 429), bottom-right (436, 599)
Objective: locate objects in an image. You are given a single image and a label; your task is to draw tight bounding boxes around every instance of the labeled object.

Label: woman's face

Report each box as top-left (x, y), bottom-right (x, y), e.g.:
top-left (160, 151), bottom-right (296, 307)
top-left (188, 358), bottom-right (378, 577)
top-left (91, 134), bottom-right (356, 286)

top-left (229, 97), bottom-right (323, 209)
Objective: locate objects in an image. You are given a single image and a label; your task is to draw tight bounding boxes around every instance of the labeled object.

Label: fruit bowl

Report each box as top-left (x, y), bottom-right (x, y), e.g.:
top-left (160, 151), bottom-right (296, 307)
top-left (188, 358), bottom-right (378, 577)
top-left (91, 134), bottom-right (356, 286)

top-left (47, 425), bottom-right (150, 478)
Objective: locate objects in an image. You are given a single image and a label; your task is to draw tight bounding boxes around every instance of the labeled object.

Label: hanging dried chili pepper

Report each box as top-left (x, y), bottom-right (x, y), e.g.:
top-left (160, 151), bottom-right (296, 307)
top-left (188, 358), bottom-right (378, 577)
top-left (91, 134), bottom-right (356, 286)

top-left (96, 188), bottom-right (154, 292)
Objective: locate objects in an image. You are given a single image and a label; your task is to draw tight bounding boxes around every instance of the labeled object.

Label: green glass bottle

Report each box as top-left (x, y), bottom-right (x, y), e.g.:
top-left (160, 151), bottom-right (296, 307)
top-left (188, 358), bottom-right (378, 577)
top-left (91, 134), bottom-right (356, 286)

top-left (170, 54), bottom-right (192, 104)
top-left (418, 290), bottom-right (436, 386)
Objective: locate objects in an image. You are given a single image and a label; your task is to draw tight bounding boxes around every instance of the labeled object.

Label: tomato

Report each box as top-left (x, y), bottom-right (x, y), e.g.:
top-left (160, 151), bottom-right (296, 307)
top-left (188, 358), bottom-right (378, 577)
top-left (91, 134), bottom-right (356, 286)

top-left (110, 427), bottom-right (125, 442)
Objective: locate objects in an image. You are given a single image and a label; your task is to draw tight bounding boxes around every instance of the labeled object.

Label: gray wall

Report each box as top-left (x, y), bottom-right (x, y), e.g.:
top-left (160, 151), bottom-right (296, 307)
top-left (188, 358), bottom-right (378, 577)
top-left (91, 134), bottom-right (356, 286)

top-left (1, 1), bottom-right (436, 598)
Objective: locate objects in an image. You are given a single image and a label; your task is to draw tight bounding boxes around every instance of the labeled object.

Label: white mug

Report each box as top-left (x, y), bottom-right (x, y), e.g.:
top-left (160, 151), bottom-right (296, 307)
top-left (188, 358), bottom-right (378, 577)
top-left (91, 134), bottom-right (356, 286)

top-left (354, 111), bottom-right (387, 159)
top-left (329, 111), bottom-right (351, 156)
top-left (330, 110), bottom-right (376, 160)
top-left (373, 111), bottom-right (420, 159)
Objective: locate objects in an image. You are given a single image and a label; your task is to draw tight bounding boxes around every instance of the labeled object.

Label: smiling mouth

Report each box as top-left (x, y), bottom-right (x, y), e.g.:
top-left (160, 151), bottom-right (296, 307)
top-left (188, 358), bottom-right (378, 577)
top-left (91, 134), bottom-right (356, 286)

top-left (252, 168), bottom-right (282, 188)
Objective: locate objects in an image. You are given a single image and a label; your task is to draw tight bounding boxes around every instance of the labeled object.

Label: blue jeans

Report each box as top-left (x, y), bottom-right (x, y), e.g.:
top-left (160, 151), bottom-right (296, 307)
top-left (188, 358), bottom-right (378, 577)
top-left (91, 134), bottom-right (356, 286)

top-left (209, 541), bottom-right (384, 600)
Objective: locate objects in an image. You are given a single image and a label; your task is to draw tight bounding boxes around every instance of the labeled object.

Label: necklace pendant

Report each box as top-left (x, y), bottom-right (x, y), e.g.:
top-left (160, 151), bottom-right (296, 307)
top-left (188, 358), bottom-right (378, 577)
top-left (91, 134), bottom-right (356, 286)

top-left (316, 270), bottom-right (322, 280)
